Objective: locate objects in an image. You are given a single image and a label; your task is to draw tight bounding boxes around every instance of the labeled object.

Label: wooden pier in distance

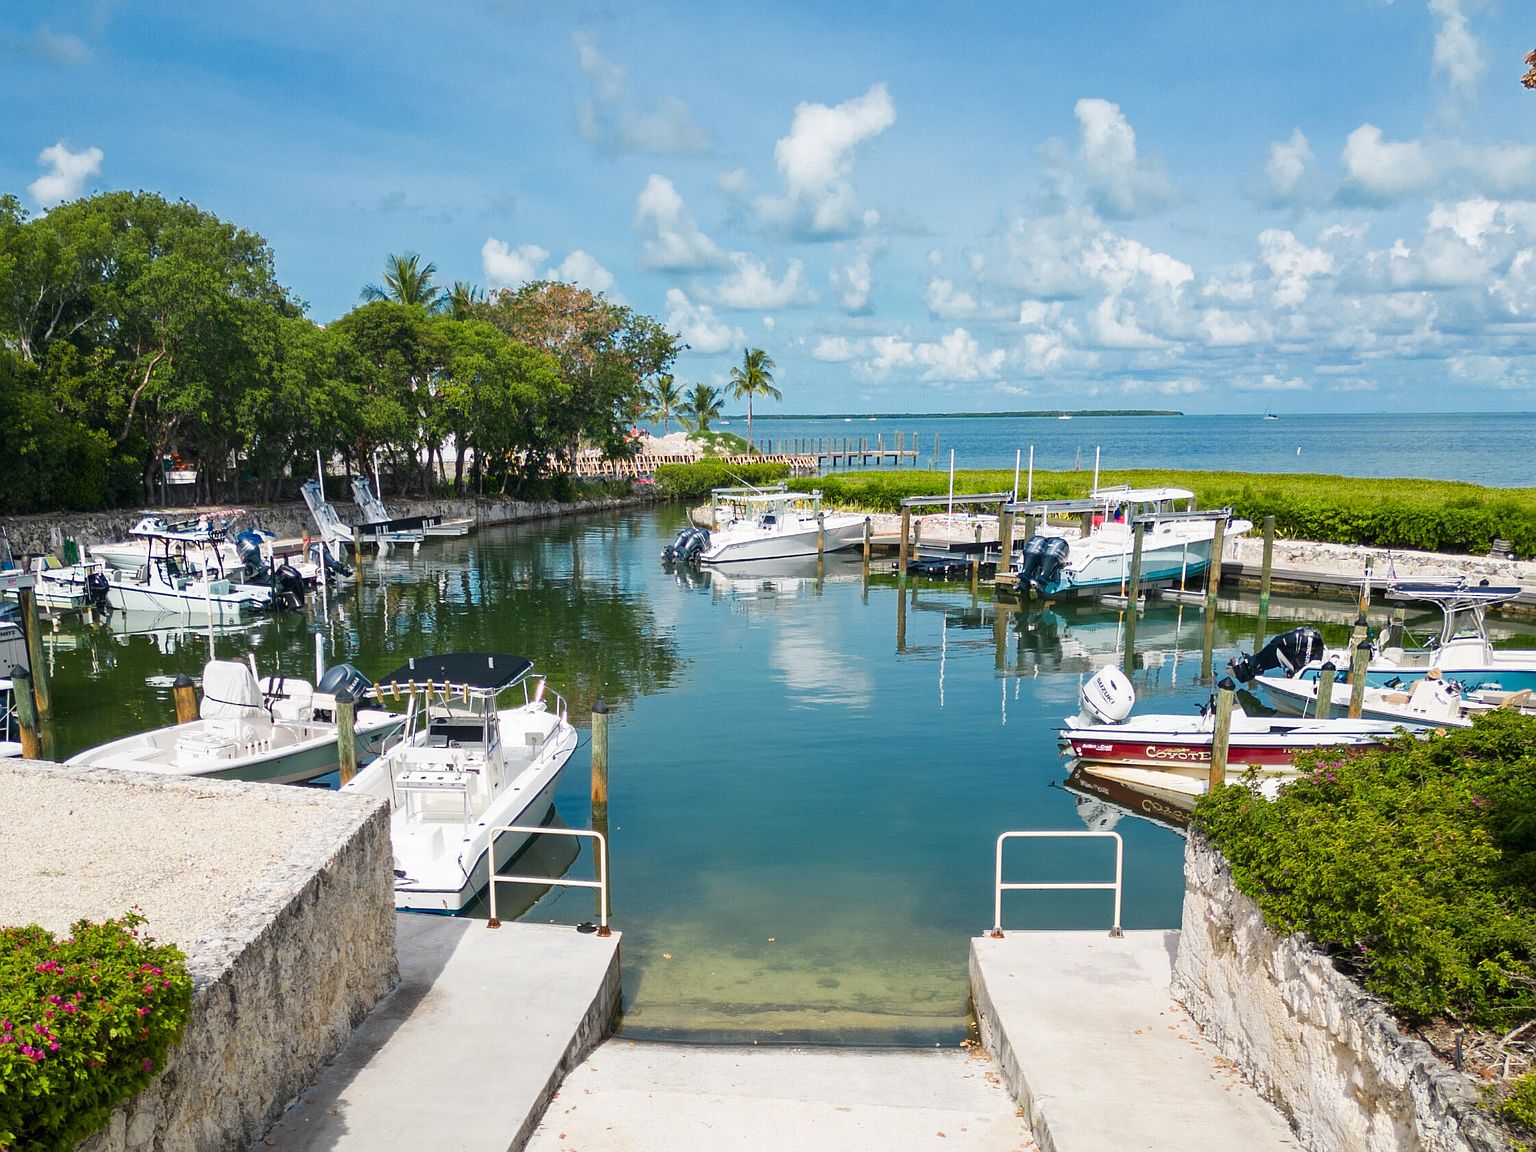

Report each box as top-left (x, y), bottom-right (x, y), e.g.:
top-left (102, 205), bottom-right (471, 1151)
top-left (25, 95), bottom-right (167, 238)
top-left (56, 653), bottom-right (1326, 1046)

top-left (761, 430), bottom-right (925, 469)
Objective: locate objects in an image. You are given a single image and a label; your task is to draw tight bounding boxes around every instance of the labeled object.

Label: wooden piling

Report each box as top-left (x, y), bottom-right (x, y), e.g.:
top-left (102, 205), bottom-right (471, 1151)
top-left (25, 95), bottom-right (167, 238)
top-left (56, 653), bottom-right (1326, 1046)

top-left (1121, 521), bottom-right (1145, 676)
top-left (1208, 685), bottom-right (1234, 792)
top-left (1200, 517), bottom-right (1225, 681)
top-left (11, 665), bottom-right (41, 760)
top-left (353, 525), bottom-right (366, 570)
top-left (1315, 662), bottom-right (1336, 720)
top-left (1348, 618), bottom-right (1371, 719)
top-left (817, 512), bottom-right (826, 560)
top-left (895, 582), bottom-right (907, 650)
top-left (898, 507), bottom-right (911, 576)
top-left (970, 554), bottom-right (980, 596)
top-left (17, 586), bottom-right (51, 721)
top-left (591, 700), bottom-right (610, 824)
top-left (1255, 514), bottom-right (1276, 644)
top-left (862, 517), bottom-right (872, 562)
top-left (173, 674), bottom-right (198, 724)
top-left (997, 508), bottom-right (1016, 575)
top-left (335, 688), bottom-right (358, 785)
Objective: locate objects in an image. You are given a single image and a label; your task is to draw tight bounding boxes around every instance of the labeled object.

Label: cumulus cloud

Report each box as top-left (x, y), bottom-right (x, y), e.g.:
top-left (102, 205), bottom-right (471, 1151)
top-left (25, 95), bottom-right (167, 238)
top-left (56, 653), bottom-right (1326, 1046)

top-left (857, 327), bottom-right (1006, 383)
top-left (810, 335), bottom-right (861, 362)
top-left (710, 253), bottom-right (814, 309)
top-left (27, 141), bottom-right (102, 207)
top-left (633, 174), bottom-right (725, 270)
top-left (664, 288), bottom-right (743, 354)
top-left (830, 238), bottom-right (884, 313)
top-left (1428, 0), bottom-right (1483, 106)
top-left (481, 238), bottom-right (549, 288)
top-left (1233, 374), bottom-right (1310, 392)
top-left (549, 250), bottom-right (616, 296)
top-left (1067, 98), bottom-right (1179, 218)
top-left (757, 84), bottom-right (895, 238)
top-left (926, 276), bottom-right (1010, 322)
top-left (1258, 229), bottom-right (1333, 306)
top-left (573, 33), bottom-right (710, 155)
top-left (1340, 125), bottom-right (1435, 203)
top-left (1259, 129), bottom-right (1314, 206)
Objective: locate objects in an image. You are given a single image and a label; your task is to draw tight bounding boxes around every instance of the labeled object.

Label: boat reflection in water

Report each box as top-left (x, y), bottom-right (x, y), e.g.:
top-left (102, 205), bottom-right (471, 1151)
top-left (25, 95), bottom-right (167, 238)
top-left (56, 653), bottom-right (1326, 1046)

top-left (1063, 762), bottom-right (1192, 834)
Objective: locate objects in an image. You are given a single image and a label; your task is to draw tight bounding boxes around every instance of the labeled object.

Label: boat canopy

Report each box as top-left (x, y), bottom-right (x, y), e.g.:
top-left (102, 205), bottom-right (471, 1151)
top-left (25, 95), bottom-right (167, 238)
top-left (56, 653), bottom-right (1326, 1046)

top-left (378, 653), bottom-right (534, 693)
top-left (1386, 580), bottom-right (1523, 608)
top-left (128, 515), bottom-right (235, 543)
top-left (201, 660), bottom-right (265, 719)
top-left (1090, 486), bottom-right (1195, 504)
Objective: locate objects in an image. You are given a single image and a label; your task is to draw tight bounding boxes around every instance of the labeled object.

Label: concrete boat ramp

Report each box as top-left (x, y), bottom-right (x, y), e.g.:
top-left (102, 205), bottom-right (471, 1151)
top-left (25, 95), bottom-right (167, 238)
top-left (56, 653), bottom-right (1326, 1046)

top-left (257, 918), bottom-right (1296, 1151)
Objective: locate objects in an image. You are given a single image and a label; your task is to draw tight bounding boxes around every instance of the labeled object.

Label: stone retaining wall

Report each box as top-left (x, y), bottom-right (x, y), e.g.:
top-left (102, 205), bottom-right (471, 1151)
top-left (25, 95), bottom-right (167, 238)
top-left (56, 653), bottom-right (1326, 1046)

top-left (1172, 833), bottom-right (1507, 1151)
top-left (1, 491), bottom-right (658, 555)
top-left (2, 764), bottom-right (405, 1152)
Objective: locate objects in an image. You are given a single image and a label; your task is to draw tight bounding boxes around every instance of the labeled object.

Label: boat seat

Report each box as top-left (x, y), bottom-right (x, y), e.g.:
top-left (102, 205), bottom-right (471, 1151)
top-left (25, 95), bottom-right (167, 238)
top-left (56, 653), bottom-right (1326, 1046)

top-left (427, 721), bottom-right (484, 746)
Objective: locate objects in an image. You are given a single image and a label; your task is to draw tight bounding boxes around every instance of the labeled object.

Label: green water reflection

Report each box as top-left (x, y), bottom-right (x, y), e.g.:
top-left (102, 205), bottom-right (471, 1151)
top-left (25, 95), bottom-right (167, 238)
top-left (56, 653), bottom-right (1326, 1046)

top-left (39, 508), bottom-right (1525, 1043)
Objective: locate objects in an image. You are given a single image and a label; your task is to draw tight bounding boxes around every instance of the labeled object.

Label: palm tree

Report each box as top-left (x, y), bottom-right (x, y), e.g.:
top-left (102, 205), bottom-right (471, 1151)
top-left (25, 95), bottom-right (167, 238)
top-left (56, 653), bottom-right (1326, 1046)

top-left (648, 374), bottom-right (682, 434)
top-left (679, 384), bottom-right (724, 433)
top-left (360, 252), bottom-right (444, 309)
top-left (728, 347), bottom-right (781, 450)
top-left (445, 281), bottom-right (485, 320)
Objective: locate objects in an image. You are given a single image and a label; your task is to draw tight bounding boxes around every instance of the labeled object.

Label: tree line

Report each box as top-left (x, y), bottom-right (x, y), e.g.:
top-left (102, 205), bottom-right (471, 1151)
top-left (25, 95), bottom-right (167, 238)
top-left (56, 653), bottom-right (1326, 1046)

top-left (0, 191), bottom-right (685, 513)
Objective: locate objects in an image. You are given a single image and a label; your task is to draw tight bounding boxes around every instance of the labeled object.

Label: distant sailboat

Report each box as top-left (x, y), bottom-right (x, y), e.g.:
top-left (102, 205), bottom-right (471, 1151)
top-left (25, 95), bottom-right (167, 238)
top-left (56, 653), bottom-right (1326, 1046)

top-left (1263, 410), bottom-right (1279, 420)
top-left (1058, 413), bottom-right (1072, 421)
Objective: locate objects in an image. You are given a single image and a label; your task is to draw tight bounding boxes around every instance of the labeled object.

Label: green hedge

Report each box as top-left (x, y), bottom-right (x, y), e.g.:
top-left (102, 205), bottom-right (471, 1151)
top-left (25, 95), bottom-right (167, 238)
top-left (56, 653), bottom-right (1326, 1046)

top-left (788, 468), bottom-right (1536, 557)
top-left (1193, 712), bottom-right (1536, 1028)
top-left (652, 460), bottom-right (792, 500)
top-left (0, 912), bottom-right (194, 1152)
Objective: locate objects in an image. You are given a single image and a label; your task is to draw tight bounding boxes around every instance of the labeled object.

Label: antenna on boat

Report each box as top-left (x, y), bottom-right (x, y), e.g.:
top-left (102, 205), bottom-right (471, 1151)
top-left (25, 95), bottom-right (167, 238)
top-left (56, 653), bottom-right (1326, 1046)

top-left (1093, 446), bottom-right (1101, 495)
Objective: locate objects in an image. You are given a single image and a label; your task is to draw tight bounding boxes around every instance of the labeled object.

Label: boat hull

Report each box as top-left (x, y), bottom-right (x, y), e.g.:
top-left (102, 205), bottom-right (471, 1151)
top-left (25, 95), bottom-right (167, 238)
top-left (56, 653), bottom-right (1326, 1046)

top-left (700, 517), bottom-right (866, 564)
top-left (1062, 721), bottom-right (1400, 771)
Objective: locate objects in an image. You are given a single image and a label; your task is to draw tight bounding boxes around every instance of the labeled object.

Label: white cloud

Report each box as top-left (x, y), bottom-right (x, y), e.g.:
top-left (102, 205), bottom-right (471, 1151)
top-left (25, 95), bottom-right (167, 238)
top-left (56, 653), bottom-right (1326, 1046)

top-left (481, 238), bottom-right (549, 288)
top-left (1201, 310), bottom-right (1259, 346)
top-left (1457, 142), bottom-right (1536, 198)
top-left (831, 239), bottom-right (883, 313)
top-left (549, 250), bottom-right (616, 295)
top-left (664, 288), bottom-right (743, 354)
top-left (758, 84), bottom-right (895, 238)
top-left (857, 327), bottom-right (1005, 383)
top-left (1070, 98), bottom-right (1179, 218)
top-left (27, 25), bottom-right (90, 64)
top-left (573, 33), bottom-right (710, 155)
top-left (1261, 129), bottom-right (1313, 204)
top-left (1233, 374), bottom-right (1310, 392)
top-left (1449, 354), bottom-right (1535, 390)
top-left (926, 276), bottom-right (987, 321)
top-left (810, 335), bottom-right (861, 362)
top-left (1086, 298), bottom-right (1166, 349)
top-left (1258, 229), bottom-right (1333, 306)
top-left (1340, 124), bottom-right (1434, 202)
top-left (1428, 0), bottom-right (1483, 105)
top-left (27, 141), bottom-right (102, 207)
top-left (633, 174), bottom-right (725, 270)
top-left (711, 253), bottom-right (814, 309)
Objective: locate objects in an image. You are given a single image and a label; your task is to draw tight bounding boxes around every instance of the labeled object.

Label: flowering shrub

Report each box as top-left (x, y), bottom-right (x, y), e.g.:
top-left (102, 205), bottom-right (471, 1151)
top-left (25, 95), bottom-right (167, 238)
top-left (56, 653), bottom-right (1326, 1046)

top-left (1193, 711), bottom-right (1536, 1026)
top-left (0, 912), bottom-right (193, 1152)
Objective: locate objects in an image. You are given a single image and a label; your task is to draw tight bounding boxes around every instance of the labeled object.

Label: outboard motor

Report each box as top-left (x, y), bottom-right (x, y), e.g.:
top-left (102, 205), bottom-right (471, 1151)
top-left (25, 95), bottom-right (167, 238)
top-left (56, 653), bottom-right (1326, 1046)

top-left (84, 570), bottom-right (111, 614)
top-left (312, 663), bottom-right (374, 722)
top-left (235, 530), bottom-right (271, 584)
top-left (1016, 535), bottom-right (1071, 589)
top-left (1074, 665), bottom-right (1137, 727)
top-left (1228, 626), bottom-right (1325, 683)
top-left (661, 527), bottom-right (693, 562)
top-left (663, 527), bottom-right (710, 563)
top-left (268, 563), bottom-right (306, 612)
top-left (308, 540), bottom-right (354, 583)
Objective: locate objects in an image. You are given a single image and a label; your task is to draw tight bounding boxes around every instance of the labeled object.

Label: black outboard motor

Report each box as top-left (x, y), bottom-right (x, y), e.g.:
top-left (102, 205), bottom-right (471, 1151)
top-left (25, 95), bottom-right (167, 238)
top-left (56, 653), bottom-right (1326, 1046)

top-left (308, 540), bottom-right (354, 583)
top-left (1228, 626), bottom-right (1325, 683)
top-left (84, 570), bottom-right (111, 614)
top-left (235, 530), bottom-right (271, 584)
top-left (313, 663), bottom-right (374, 722)
top-left (661, 527), bottom-right (693, 562)
top-left (1016, 535), bottom-right (1071, 589)
top-left (662, 527), bottom-right (711, 563)
top-left (268, 563), bottom-right (306, 612)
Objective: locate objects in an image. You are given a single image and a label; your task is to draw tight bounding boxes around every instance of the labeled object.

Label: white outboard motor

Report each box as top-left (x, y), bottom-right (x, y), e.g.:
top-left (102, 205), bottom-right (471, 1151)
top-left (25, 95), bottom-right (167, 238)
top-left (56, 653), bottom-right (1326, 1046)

top-left (1075, 664), bottom-right (1136, 727)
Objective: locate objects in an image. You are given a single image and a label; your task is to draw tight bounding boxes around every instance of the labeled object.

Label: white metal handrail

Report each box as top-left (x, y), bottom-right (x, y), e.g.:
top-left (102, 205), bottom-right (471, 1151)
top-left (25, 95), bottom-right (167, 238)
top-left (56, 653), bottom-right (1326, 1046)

top-left (486, 825), bottom-right (610, 935)
top-left (991, 830), bottom-right (1124, 938)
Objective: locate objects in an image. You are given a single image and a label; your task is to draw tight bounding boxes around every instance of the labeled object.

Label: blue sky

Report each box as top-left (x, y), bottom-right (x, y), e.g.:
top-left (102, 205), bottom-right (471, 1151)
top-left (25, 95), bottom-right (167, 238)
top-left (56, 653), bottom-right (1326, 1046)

top-left (4, 1), bottom-right (1535, 413)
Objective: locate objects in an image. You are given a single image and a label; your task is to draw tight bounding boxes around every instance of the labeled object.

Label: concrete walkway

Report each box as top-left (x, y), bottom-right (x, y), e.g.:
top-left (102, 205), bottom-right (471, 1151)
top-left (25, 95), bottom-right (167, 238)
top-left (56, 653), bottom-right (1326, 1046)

top-left (525, 1041), bottom-right (1038, 1152)
top-left (256, 914), bottom-right (621, 1151)
top-left (971, 931), bottom-right (1297, 1152)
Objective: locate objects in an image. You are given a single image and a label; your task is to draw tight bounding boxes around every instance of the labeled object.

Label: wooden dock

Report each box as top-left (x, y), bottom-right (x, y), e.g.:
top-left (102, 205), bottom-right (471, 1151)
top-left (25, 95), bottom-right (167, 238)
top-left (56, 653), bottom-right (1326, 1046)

top-left (572, 453), bottom-right (820, 479)
top-left (761, 430), bottom-right (925, 469)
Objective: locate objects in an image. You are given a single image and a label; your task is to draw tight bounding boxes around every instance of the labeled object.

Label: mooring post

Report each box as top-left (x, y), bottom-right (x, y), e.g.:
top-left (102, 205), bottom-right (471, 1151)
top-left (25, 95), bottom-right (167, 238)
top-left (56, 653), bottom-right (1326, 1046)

top-left (1200, 517), bottom-right (1225, 681)
top-left (1255, 514), bottom-right (1276, 645)
top-left (1315, 661), bottom-right (1337, 720)
top-left (895, 581), bottom-right (907, 650)
top-left (970, 553), bottom-right (980, 597)
top-left (352, 525), bottom-right (366, 572)
top-left (17, 586), bottom-right (51, 722)
top-left (11, 665), bottom-right (41, 760)
top-left (1209, 685), bottom-right (1234, 792)
top-left (862, 517), bottom-right (872, 563)
top-left (1385, 607), bottom-right (1405, 650)
top-left (817, 512), bottom-right (826, 561)
top-left (335, 687), bottom-right (357, 785)
top-left (898, 506), bottom-right (911, 576)
top-left (1121, 521), bottom-right (1146, 677)
top-left (172, 673), bottom-right (198, 724)
top-left (1348, 615), bottom-right (1371, 719)
top-left (997, 508), bottom-right (1016, 576)
top-left (591, 699), bottom-right (610, 826)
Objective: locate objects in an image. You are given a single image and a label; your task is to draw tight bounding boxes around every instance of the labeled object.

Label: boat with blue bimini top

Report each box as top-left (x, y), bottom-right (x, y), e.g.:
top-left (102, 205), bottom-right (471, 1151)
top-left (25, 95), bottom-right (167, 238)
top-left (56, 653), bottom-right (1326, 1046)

top-left (1230, 580), bottom-right (1536, 702)
top-left (341, 653), bottom-right (578, 914)
top-left (1008, 486), bottom-right (1250, 599)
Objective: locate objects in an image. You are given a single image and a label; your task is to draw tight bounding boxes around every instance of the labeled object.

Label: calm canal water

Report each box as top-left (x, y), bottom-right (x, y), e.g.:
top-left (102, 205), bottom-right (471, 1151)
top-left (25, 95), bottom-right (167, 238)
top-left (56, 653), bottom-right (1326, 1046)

top-left (39, 507), bottom-right (1536, 1042)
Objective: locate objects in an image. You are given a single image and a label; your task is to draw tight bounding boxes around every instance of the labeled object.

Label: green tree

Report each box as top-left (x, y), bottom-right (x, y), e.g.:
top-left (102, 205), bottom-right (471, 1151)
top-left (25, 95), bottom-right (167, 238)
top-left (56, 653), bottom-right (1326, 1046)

top-left (648, 373), bottom-right (681, 434)
top-left (445, 281), bottom-right (485, 320)
top-left (679, 383), bottom-right (723, 433)
top-left (360, 252), bottom-right (444, 310)
top-left (728, 346), bottom-right (780, 449)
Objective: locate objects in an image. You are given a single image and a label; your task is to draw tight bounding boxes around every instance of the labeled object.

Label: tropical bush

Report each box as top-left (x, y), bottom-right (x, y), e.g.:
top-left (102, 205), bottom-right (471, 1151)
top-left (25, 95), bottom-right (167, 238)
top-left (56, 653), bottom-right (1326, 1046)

top-left (652, 460), bottom-right (791, 500)
top-left (790, 468), bottom-right (1536, 557)
top-left (1193, 712), bottom-right (1536, 1027)
top-left (0, 912), bottom-right (194, 1152)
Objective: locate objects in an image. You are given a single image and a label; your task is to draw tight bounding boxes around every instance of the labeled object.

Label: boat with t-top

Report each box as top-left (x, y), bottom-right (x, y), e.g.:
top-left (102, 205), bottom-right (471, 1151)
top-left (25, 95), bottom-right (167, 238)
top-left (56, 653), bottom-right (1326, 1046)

top-left (686, 486), bottom-right (867, 565)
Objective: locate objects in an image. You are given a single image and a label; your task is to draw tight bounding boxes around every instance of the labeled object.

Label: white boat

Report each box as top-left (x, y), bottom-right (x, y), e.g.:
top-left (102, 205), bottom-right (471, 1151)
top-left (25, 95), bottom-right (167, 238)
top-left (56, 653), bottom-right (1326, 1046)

top-left (1231, 581), bottom-right (1536, 695)
top-left (66, 660), bottom-right (403, 783)
top-left (351, 476), bottom-right (471, 538)
top-left (1012, 487), bottom-right (1250, 598)
top-left (0, 677), bottom-right (22, 758)
top-left (695, 486), bottom-right (867, 564)
top-left (341, 653), bottom-right (578, 914)
top-left (1255, 669), bottom-right (1534, 727)
top-left (91, 516), bottom-right (321, 587)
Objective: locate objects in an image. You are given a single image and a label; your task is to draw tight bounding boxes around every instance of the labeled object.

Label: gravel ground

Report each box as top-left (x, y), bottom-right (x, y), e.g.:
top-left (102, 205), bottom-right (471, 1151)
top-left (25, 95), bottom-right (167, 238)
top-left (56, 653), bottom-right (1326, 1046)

top-left (0, 765), bottom-right (332, 949)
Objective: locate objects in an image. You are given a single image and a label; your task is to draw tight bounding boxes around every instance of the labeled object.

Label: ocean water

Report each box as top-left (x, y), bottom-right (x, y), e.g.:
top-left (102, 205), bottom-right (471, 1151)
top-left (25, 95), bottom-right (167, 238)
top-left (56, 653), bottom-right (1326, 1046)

top-left (729, 411), bottom-right (1536, 487)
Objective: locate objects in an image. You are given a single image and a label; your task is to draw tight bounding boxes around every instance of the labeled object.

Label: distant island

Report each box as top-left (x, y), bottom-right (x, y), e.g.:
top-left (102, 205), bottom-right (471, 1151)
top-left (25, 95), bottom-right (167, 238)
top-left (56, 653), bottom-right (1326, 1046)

top-left (733, 410), bottom-right (1183, 420)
